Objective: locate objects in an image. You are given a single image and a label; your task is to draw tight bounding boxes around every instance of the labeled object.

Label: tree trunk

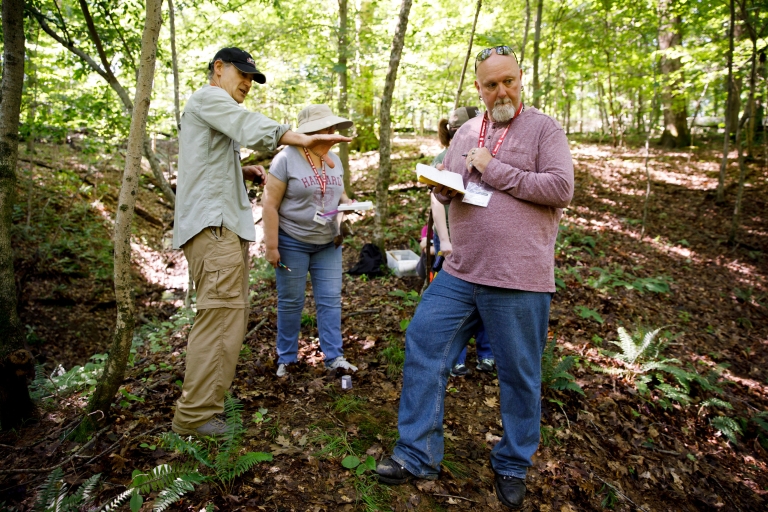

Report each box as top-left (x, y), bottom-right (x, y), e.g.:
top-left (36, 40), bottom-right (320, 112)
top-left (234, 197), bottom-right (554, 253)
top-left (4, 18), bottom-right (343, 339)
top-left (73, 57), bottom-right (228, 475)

top-left (520, 0), bottom-right (531, 68)
top-left (728, 40), bottom-right (757, 244)
top-left (717, 0), bottom-right (736, 203)
top-left (337, 0), bottom-right (354, 198)
top-left (31, 4), bottom-right (175, 207)
top-left (373, 0), bottom-right (413, 254)
top-left (532, 0), bottom-right (544, 109)
top-left (454, 0), bottom-right (482, 110)
top-left (728, 109), bottom-right (747, 244)
top-left (657, 0), bottom-right (690, 148)
top-left (0, 0), bottom-right (35, 430)
top-left (168, 0), bottom-right (181, 132)
top-left (87, 0), bottom-right (163, 423)
top-left (605, 49), bottom-right (618, 147)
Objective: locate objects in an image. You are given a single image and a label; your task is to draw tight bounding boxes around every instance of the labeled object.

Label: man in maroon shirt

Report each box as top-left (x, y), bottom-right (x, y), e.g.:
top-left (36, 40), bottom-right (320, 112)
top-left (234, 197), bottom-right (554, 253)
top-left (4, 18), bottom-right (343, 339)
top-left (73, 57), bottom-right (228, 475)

top-left (376, 46), bottom-right (574, 510)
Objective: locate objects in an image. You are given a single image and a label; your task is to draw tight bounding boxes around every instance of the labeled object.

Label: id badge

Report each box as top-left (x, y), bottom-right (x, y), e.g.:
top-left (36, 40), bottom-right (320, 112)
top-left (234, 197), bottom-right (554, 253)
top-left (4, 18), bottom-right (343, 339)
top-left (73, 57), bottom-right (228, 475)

top-left (462, 182), bottom-right (493, 207)
top-left (313, 211), bottom-right (329, 225)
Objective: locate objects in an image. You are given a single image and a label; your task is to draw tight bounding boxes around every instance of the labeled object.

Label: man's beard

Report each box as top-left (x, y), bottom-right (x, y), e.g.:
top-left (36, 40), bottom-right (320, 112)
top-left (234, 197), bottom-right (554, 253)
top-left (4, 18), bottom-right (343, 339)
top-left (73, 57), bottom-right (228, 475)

top-left (491, 98), bottom-right (516, 122)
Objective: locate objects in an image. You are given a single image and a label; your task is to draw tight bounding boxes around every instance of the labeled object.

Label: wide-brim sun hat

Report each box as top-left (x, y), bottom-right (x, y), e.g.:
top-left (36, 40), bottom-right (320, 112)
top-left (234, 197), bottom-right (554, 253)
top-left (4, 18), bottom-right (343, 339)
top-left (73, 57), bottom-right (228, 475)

top-left (295, 104), bottom-right (354, 134)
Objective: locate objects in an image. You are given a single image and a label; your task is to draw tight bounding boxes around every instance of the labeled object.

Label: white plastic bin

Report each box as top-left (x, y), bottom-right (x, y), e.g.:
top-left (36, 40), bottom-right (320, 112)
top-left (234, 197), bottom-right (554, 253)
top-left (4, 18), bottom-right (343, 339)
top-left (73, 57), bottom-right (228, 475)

top-left (386, 249), bottom-right (420, 277)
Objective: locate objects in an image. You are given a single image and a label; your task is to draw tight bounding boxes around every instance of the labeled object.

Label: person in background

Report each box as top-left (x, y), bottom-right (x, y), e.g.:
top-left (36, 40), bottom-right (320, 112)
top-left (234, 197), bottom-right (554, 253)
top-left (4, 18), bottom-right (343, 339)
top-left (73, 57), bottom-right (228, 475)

top-left (433, 107), bottom-right (494, 377)
top-left (376, 45), bottom-right (574, 510)
top-left (171, 48), bottom-right (349, 438)
top-left (262, 104), bottom-right (358, 378)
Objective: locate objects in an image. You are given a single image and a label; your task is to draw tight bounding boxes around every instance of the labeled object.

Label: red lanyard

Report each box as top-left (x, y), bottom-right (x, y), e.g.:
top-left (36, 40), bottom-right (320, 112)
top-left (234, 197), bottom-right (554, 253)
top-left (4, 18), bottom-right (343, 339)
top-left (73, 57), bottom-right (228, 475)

top-left (302, 147), bottom-right (327, 196)
top-left (477, 102), bottom-right (524, 156)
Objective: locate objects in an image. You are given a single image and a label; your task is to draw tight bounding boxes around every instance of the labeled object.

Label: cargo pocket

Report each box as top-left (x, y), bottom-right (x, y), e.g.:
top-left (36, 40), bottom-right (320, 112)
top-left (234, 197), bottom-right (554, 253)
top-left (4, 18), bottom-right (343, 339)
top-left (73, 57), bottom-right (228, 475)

top-left (203, 252), bottom-right (243, 300)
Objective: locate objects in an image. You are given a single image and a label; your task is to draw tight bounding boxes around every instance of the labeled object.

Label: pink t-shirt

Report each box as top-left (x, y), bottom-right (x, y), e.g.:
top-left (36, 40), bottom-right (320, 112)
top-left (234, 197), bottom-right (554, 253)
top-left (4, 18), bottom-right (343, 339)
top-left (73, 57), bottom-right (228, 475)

top-left (437, 107), bottom-right (574, 292)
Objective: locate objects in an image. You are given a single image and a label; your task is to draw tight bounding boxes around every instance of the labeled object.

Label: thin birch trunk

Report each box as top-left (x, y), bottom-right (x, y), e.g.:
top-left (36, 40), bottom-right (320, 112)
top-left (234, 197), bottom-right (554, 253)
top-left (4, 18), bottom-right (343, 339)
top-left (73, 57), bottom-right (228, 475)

top-left (87, 0), bottom-right (164, 422)
top-left (532, 0), bottom-right (544, 109)
top-left (338, 0), bottom-right (353, 198)
top-left (717, 0), bottom-right (736, 203)
top-left (0, 0), bottom-right (35, 430)
top-left (454, 0), bottom-right (482, 110)
top-left (373, 0), bottom-right (413, 254)
top-left (520, 0), bottom-right (531, 68)
top-left (168, 0), bottom-right (181, 131)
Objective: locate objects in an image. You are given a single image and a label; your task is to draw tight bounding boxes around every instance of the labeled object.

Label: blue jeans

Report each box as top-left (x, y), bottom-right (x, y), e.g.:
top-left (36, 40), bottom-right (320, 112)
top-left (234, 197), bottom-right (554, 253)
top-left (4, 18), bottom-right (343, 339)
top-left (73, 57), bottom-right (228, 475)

top-left (392, 271), bottom-right (551, 479)
top-left (275, 230), bottom-right (343, 365)
top-left (455, 326), bottom-right (493, 365)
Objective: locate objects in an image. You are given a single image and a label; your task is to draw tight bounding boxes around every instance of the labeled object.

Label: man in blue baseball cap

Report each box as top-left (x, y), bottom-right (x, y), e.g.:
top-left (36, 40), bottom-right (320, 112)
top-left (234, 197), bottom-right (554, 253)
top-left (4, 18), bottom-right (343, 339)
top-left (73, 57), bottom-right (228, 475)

top-left (171, 47), bottom-right (351, 438)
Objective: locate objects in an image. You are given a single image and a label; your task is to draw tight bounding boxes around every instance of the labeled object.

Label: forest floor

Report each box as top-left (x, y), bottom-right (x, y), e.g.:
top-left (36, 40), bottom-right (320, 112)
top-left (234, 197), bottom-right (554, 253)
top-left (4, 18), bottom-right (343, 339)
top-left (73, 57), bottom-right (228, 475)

top-left (2, 133), bottom-right (768, 511)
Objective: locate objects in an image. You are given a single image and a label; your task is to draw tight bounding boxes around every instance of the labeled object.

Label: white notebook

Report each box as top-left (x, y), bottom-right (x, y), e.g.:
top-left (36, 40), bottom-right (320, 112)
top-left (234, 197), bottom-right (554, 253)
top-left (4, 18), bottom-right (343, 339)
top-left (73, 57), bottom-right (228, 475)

top-left (416, 163), bottom-right (466, 194)
top-left (338, 201), bottom-right (374, 211)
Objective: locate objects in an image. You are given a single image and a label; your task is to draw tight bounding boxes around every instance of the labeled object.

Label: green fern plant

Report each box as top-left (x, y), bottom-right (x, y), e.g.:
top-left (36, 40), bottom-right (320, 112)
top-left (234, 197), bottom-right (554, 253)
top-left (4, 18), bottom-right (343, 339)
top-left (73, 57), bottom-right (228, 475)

top-left (34, 468), bottom-right (100, 512)
top-left (35, 464), bottom-right (203, 512)
top-left (541, 337), bottom-right (584, 396)
top-left (710, 416), bottom-right (742, 445)
top-left (161, 394), bottom-right (273, 495)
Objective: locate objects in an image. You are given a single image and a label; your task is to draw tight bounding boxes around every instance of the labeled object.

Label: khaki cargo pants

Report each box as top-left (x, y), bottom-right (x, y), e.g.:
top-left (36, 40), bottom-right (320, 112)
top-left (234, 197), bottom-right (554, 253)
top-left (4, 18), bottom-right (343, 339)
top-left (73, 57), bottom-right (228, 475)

top-left (173, 227), bottom-right (249, 429)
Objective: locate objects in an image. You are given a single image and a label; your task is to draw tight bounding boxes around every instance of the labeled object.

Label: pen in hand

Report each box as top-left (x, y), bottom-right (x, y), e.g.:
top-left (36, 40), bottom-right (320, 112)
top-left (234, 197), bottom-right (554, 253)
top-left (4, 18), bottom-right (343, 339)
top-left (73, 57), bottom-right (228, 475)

top-left (277, 261), bottom-right (291, 272)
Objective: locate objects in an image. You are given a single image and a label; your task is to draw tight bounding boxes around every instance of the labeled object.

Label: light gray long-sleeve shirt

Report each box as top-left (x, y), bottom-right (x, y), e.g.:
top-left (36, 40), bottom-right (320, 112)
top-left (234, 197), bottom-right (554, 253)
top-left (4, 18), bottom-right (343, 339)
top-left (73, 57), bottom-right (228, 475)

top-left (438, 107), bottom-right (574, 292)
top-left (173, 85), bottom-right (291, 249)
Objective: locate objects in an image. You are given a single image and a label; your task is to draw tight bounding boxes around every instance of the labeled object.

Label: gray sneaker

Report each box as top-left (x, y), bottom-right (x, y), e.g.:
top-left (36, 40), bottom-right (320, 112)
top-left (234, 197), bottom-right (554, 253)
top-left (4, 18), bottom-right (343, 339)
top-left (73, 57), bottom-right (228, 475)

top-left (450, 363), bottom-right (469, 377)
top-left (276, 363), bottom-right (289, 377)
top-left (172, 416), bottom-right (228, 438)
top-left (476, 358), bottom-right (495, 372)
top-left (326, 356), bottom-right (358, 372)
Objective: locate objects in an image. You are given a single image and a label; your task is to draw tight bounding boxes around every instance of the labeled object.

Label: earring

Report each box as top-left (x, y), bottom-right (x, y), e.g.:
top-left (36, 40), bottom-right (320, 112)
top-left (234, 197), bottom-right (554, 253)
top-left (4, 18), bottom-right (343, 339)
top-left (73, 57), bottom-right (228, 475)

top-left (521, 85), bottom-right (525, 92)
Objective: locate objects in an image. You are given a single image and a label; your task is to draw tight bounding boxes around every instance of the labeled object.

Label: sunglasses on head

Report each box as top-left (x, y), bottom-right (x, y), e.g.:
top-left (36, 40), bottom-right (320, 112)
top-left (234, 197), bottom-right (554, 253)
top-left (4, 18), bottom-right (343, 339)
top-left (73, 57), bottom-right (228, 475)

top-left (474, 45), bottom-right (518, 71)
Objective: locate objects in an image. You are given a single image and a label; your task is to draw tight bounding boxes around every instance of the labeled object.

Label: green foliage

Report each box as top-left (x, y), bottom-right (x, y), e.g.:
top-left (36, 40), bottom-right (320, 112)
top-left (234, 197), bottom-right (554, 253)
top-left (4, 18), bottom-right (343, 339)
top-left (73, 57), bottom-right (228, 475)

top-left (138, 309), bottom-right (195, 354)
top-left (331, 393), bottom-right (367, 415)
top-left (249, 257), bottom-right (276, 283)
top-left (379, 338), bottom-right (405, 379)
top-left (574, 305), bottom-right (604, 324)
top-left (301, 311), bottom-right (317, 328)
top-left (541, 337), bottom-right (584, 396)
top-left (29, 354), bottom-right (108, 403)
top-left (34, 468), bottom-right (100, 512)
top-left (389, 289), bottom-right (421, 307)
top-left (341, 454), bottom-right (377, 476)
top-left (710, 416), bottom-right (742, 445)
top-left (160, 394), bottom-right (273, 495)
top-left (35, 464), bottom-right (203, 512)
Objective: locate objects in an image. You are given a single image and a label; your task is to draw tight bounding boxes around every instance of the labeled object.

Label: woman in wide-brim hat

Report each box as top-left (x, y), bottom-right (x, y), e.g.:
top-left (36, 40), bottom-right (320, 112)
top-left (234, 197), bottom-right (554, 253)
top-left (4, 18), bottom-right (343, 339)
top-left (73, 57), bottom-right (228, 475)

top-left (262, 104), bottom-right (358, 378)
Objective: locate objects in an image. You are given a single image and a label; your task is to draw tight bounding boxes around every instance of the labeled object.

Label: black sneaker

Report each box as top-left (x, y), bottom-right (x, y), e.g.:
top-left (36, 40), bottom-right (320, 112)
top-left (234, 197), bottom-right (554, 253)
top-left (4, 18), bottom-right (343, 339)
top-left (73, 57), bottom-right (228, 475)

top-left (476, 358), bottom-right (495, 372)
top-left (494, 473), bottom-right (526, 509)
top-left (375, 457), bottom-right (413, 485)
top-left (450, 363), bottom-right (469, 377)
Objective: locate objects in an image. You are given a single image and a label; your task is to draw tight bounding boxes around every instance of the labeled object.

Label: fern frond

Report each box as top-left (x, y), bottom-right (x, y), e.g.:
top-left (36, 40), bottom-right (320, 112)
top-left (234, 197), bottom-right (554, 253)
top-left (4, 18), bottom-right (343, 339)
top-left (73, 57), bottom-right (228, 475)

top-left (62, 472), bottom-right (101, 509)
top-left (219, 452), bottom-right (273, 482)
top-left (751, 413), bottom-right (768, 433)
top-left (160, 432), bottom-right (212, 467)
top-left (656, 384), bottom-right (691, 405)
top-left (217, 394), bottom-right (245, 469)
top-left (711, 416), bottom-right (742, 444)
top-left (554, 355), bottom-right (576, 374)
top-left (553, 380), bottom-right (586, 396)
top-left (699, 398), bottom-right (733, 410)
top-left (35, 468), bottom-right (64, 511)
top-left (133, 463), bottom-right (201, 494)
top-left (151, 472), bottom-right (205, 512)
top-left (99, 489), bottom-right (134, 512)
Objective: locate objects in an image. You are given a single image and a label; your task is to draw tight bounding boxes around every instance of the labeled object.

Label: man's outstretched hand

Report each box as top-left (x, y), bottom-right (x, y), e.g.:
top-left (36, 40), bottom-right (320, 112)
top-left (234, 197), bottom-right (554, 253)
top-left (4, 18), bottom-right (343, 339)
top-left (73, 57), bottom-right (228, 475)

top-left (305, 134), bottom-right (353, 168)
top-left (242, 165), bottom-right (266, 185)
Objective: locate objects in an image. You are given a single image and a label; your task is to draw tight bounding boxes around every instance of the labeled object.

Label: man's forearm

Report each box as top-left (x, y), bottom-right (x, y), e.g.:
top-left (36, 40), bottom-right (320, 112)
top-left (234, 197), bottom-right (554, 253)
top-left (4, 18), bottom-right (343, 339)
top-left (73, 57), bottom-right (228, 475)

top-left (277, 130), bottom-right (310, 148)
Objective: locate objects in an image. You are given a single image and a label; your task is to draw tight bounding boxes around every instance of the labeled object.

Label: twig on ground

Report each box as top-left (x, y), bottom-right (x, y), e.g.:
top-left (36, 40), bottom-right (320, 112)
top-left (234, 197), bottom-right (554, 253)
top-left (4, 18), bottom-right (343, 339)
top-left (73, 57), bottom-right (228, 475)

top-left (594, 474), bottom-right (649, 512)
top-left (0, 425), bottom-right (110, 475)
top-left (341, 308), bottom-right (380, 321)
top-left (246, 318), bottom-right (268, 338)
top-left (433, 493), bottom-right (477, 503)
top-left (712, 476), bottom-right (742, 512)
